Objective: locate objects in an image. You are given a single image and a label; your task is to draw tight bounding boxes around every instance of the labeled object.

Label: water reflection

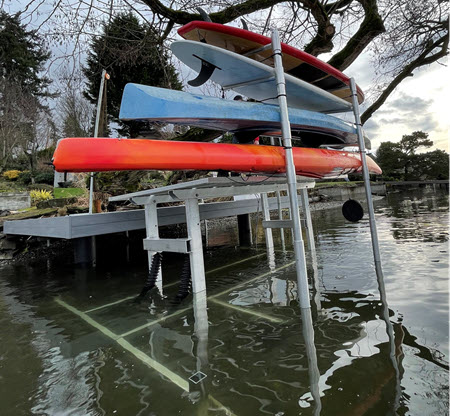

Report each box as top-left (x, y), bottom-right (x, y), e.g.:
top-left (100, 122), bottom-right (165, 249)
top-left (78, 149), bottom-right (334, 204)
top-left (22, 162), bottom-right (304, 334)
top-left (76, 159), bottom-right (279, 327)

top-left (0, 189), bottom-right (448, 415)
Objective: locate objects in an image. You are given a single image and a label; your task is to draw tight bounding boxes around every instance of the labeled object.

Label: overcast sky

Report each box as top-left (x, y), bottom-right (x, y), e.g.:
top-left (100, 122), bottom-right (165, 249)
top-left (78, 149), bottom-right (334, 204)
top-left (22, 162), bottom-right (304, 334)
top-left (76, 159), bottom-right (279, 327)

top-left (5, 1), bottom-right (448, 154)
top-left (344, 52), bottom-right (448, 153)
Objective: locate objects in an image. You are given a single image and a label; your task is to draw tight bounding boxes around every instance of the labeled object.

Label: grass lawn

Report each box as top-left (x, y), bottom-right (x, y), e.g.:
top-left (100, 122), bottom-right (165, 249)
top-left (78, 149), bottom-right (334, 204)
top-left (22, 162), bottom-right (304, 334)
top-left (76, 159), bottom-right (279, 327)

top-left (53, 187), bottom-right (86, 199)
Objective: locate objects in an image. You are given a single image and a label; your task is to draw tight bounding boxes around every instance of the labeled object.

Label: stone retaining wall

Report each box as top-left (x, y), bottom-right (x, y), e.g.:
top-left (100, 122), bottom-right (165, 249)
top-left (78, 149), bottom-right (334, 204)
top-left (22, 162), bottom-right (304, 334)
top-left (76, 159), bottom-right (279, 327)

top-left (315, 183), bottom-right (386, 200)
top-left (0, 192), bottom-right (31, 210)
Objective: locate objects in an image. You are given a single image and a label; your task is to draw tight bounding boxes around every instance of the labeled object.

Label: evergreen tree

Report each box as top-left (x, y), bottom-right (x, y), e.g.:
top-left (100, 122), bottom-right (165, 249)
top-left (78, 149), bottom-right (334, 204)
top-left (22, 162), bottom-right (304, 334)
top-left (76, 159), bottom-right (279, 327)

top-left (0, 11), bottom-right (51, 96)
top-left (412, 149), bottom-right (449, 180)
top-left (376, 131), bottom-right (439, 181)
top-left (83, 12), bottom-right (182, 137)
top-left (0, 12), bottom-right (53, 172)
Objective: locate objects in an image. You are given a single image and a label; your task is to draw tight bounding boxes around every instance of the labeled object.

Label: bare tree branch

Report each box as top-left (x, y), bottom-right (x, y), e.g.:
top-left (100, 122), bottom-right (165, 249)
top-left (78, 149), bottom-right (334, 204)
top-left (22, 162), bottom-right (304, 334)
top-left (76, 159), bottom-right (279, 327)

top-left (361, 31), bottom-right (449, 124)
top-left (140, 0), bottom-right (286, 24)
top-left (327, 0), bottom-right (385, 69)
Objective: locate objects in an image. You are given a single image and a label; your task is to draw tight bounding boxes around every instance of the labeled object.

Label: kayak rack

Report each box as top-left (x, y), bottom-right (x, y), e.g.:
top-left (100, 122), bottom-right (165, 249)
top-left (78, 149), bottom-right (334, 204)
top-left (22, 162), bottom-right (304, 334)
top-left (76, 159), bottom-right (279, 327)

top-left (110, 176), bottom-right (316, 295)
top-left (269, 29), bottom-right (383, 311)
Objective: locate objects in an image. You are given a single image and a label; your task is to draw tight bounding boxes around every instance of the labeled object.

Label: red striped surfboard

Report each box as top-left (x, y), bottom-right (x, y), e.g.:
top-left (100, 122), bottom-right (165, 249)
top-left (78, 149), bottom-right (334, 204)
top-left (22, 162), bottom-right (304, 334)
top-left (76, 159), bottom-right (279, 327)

top-left (178, 21), bottom-right (364, 104)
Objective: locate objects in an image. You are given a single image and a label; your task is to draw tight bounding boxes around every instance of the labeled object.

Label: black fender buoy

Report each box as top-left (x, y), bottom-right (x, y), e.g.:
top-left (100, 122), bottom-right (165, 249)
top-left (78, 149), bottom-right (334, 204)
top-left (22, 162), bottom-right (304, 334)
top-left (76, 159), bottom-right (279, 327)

top-left (342, 199), bottom-right (364, 222)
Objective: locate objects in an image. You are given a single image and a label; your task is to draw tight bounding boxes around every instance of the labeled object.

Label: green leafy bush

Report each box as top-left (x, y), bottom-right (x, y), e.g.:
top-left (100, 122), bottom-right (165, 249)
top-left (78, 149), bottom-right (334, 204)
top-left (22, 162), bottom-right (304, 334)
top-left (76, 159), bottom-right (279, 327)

top-left (18, 171), bottom-right (32, 185)
top-left (34, 171), bottom-right (54, 185)
top-left (18, 170), bottom-right (54, 185)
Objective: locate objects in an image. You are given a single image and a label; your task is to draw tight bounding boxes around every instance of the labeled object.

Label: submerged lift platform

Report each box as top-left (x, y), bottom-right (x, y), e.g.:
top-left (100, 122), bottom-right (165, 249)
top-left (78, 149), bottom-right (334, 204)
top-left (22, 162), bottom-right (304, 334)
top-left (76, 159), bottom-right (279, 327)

top-left (110, 176), bottom-right (315, 294)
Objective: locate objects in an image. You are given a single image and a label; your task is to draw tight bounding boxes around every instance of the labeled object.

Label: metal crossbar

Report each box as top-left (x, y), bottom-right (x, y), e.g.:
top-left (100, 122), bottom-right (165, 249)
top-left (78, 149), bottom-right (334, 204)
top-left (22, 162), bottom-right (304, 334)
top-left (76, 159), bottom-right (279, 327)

top-left (55, 256), bottom-right (297, 395)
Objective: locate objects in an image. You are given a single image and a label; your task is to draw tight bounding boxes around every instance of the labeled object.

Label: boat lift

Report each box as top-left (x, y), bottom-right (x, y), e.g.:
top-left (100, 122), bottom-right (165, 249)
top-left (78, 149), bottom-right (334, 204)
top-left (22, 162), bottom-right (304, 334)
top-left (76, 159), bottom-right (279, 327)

top-left (110, 176), bottom-right (316, 295)
top-left (110, 28), bottom-right (382, 310)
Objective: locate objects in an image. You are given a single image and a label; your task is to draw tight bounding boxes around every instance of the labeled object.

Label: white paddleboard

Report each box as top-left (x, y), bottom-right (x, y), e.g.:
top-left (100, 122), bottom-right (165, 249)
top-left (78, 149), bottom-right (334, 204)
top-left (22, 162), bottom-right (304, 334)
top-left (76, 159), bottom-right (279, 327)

top-left (171, 40), bottom-right (352, 114)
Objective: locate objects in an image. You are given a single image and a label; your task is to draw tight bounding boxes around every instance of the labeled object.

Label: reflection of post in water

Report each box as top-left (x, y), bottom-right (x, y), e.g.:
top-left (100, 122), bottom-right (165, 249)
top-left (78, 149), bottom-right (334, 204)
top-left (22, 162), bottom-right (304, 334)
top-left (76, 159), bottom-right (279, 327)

top-left (300, 306), bottom-right (322, 415)
top-left (375, 268), bottom-right (403, 412)
top-left (309, 253), bottom-right (322, 314)
top-left (191, 291), bottom-right (209, 412)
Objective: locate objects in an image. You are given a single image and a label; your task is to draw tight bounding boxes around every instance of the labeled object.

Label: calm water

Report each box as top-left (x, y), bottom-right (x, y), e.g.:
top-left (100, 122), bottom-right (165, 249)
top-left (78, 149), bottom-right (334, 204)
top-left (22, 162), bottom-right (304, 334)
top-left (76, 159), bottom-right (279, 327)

top-left (0, 188), bottom-right (448, 415)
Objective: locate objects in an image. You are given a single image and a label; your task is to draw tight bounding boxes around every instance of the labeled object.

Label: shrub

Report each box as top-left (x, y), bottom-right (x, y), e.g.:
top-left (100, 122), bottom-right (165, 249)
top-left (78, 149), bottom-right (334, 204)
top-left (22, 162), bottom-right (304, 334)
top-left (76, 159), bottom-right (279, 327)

top-left (30, 189), bottom-right (53, 204)
top-left (18, 171), bottom-right (32, 185)
top-left (28, 183), bottom-right (54, 192)
top-left (2, 170), bottom-right (21, 181)
top-left (34, 171), bottom-right (54, 185)
top-left (17, 170), bottom-right (54, 185)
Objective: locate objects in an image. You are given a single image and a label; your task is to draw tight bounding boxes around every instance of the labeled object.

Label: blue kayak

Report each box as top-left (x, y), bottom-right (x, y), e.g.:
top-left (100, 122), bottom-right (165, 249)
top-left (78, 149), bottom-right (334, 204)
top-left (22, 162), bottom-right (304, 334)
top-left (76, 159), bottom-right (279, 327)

top-left (119, 83), bottom-right (365, 147)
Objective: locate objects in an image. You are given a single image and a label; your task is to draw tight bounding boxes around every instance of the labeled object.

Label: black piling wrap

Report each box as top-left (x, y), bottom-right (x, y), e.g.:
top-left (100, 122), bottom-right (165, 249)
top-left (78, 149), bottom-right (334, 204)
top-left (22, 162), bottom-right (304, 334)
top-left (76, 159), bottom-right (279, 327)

top-left (175, 254), bottom-right (192, 302)
top-left (136, 252), bottom-right (163, 300)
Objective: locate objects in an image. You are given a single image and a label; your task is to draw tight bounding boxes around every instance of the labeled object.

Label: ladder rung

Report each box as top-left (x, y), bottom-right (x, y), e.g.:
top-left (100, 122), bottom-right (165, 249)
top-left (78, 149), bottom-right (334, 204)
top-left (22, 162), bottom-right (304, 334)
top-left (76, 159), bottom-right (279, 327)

top-left (222, 75), bottom-right (275, 90)
top-left (243, 43), bottom-right (273, 57)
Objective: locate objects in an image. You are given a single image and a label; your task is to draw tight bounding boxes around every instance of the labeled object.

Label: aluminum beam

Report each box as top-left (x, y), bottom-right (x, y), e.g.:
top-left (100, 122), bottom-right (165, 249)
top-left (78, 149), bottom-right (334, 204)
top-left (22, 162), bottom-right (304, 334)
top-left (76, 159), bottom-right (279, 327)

top-left (143, 237), bottom-right (191, 254)
top-left (5, 193), bottom-right (311, 239)
top-left (262, 220), bottom-right (294, 229)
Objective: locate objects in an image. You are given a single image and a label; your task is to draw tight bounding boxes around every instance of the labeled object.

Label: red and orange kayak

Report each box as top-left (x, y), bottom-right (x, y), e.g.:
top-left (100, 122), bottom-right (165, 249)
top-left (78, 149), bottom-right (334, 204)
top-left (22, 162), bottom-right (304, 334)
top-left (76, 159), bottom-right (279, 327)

top-left (53, 138), bottom-right (381, 179)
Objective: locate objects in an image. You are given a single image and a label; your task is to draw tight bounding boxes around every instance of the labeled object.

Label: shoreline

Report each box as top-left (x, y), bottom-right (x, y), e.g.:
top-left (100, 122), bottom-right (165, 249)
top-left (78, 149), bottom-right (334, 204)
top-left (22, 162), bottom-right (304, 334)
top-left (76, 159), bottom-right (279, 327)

top-left (0, 194), bottom-right (386, 266)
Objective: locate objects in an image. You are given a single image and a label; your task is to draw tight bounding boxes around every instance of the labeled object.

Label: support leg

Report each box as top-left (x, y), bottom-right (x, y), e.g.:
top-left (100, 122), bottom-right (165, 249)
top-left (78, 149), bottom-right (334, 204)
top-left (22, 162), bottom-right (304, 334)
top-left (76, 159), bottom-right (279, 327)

top-left (261, 193), bottom-right (275, 270)
top-left (300, 188), bottom-right (316, 256)
top-left (237, 214), bottom-right (252, 246)
top-left (191, 291), bottom-right (209, 406)
top-left (185, 198), bottom-right (206, 294)
top-left (300, 188), bottom-right (321, 311)
top-left (271, 137), bottom-right (286, 250)
top-left (276, 190), bottom-right (286, 250)
top-left (144, 196), bottom-right (162, 293)
top-left (74, 236), bottom-right (96, 266)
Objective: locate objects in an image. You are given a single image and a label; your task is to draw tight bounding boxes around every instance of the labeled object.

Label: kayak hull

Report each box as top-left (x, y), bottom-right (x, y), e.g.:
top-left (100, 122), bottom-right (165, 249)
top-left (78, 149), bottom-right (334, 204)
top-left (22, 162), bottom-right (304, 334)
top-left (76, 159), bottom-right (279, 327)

top-left (53, 138), bottom-right (381, 179)
top-left (119, 83), bottom-right (360, 147)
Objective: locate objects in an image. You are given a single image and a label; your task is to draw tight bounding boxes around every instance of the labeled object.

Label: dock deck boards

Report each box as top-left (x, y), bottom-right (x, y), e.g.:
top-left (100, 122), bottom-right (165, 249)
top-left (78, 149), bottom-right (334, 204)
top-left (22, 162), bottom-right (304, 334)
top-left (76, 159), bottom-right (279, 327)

top-left (4, 194), bottom-right (297, 239)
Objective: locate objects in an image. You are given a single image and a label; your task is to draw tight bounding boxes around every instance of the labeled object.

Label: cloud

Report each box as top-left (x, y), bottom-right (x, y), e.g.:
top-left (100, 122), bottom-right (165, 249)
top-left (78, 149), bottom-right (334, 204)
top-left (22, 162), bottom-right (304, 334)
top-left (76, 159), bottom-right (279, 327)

top-left (362, 118), bottom-right (380, 135)
top-left (387, 92), bottom-right (433, 114)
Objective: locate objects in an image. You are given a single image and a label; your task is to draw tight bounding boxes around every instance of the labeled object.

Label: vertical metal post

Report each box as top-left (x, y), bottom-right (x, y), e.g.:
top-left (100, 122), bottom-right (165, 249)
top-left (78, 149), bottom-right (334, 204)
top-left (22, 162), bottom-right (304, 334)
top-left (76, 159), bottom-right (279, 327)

top-left (144, 196), bottom-right (162, 292)
top-left (261, 193), bottom-right (274, 250)
top-left (271, 29), bottom-right (310, 309)
top-left (299, 189), bottom-right (316, 257)
top-left (261, 193), bottom-right (276, 271)
top-left (270, 137), bottom-right (286, 249)
top-left (300, 188), bottom-right (321, 311)
top-left (185, 198), bottom-right (206, 293)
top-left (89, 69), bottom-right (108, 214)
top-left (349, 78), bottom-right (383, 276)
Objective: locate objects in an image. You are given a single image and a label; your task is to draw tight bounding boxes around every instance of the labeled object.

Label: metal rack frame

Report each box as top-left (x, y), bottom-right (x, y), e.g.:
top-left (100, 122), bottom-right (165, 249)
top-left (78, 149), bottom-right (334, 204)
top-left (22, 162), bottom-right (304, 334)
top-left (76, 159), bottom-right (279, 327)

top-left (111, 176), bottom-right (315, 295)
